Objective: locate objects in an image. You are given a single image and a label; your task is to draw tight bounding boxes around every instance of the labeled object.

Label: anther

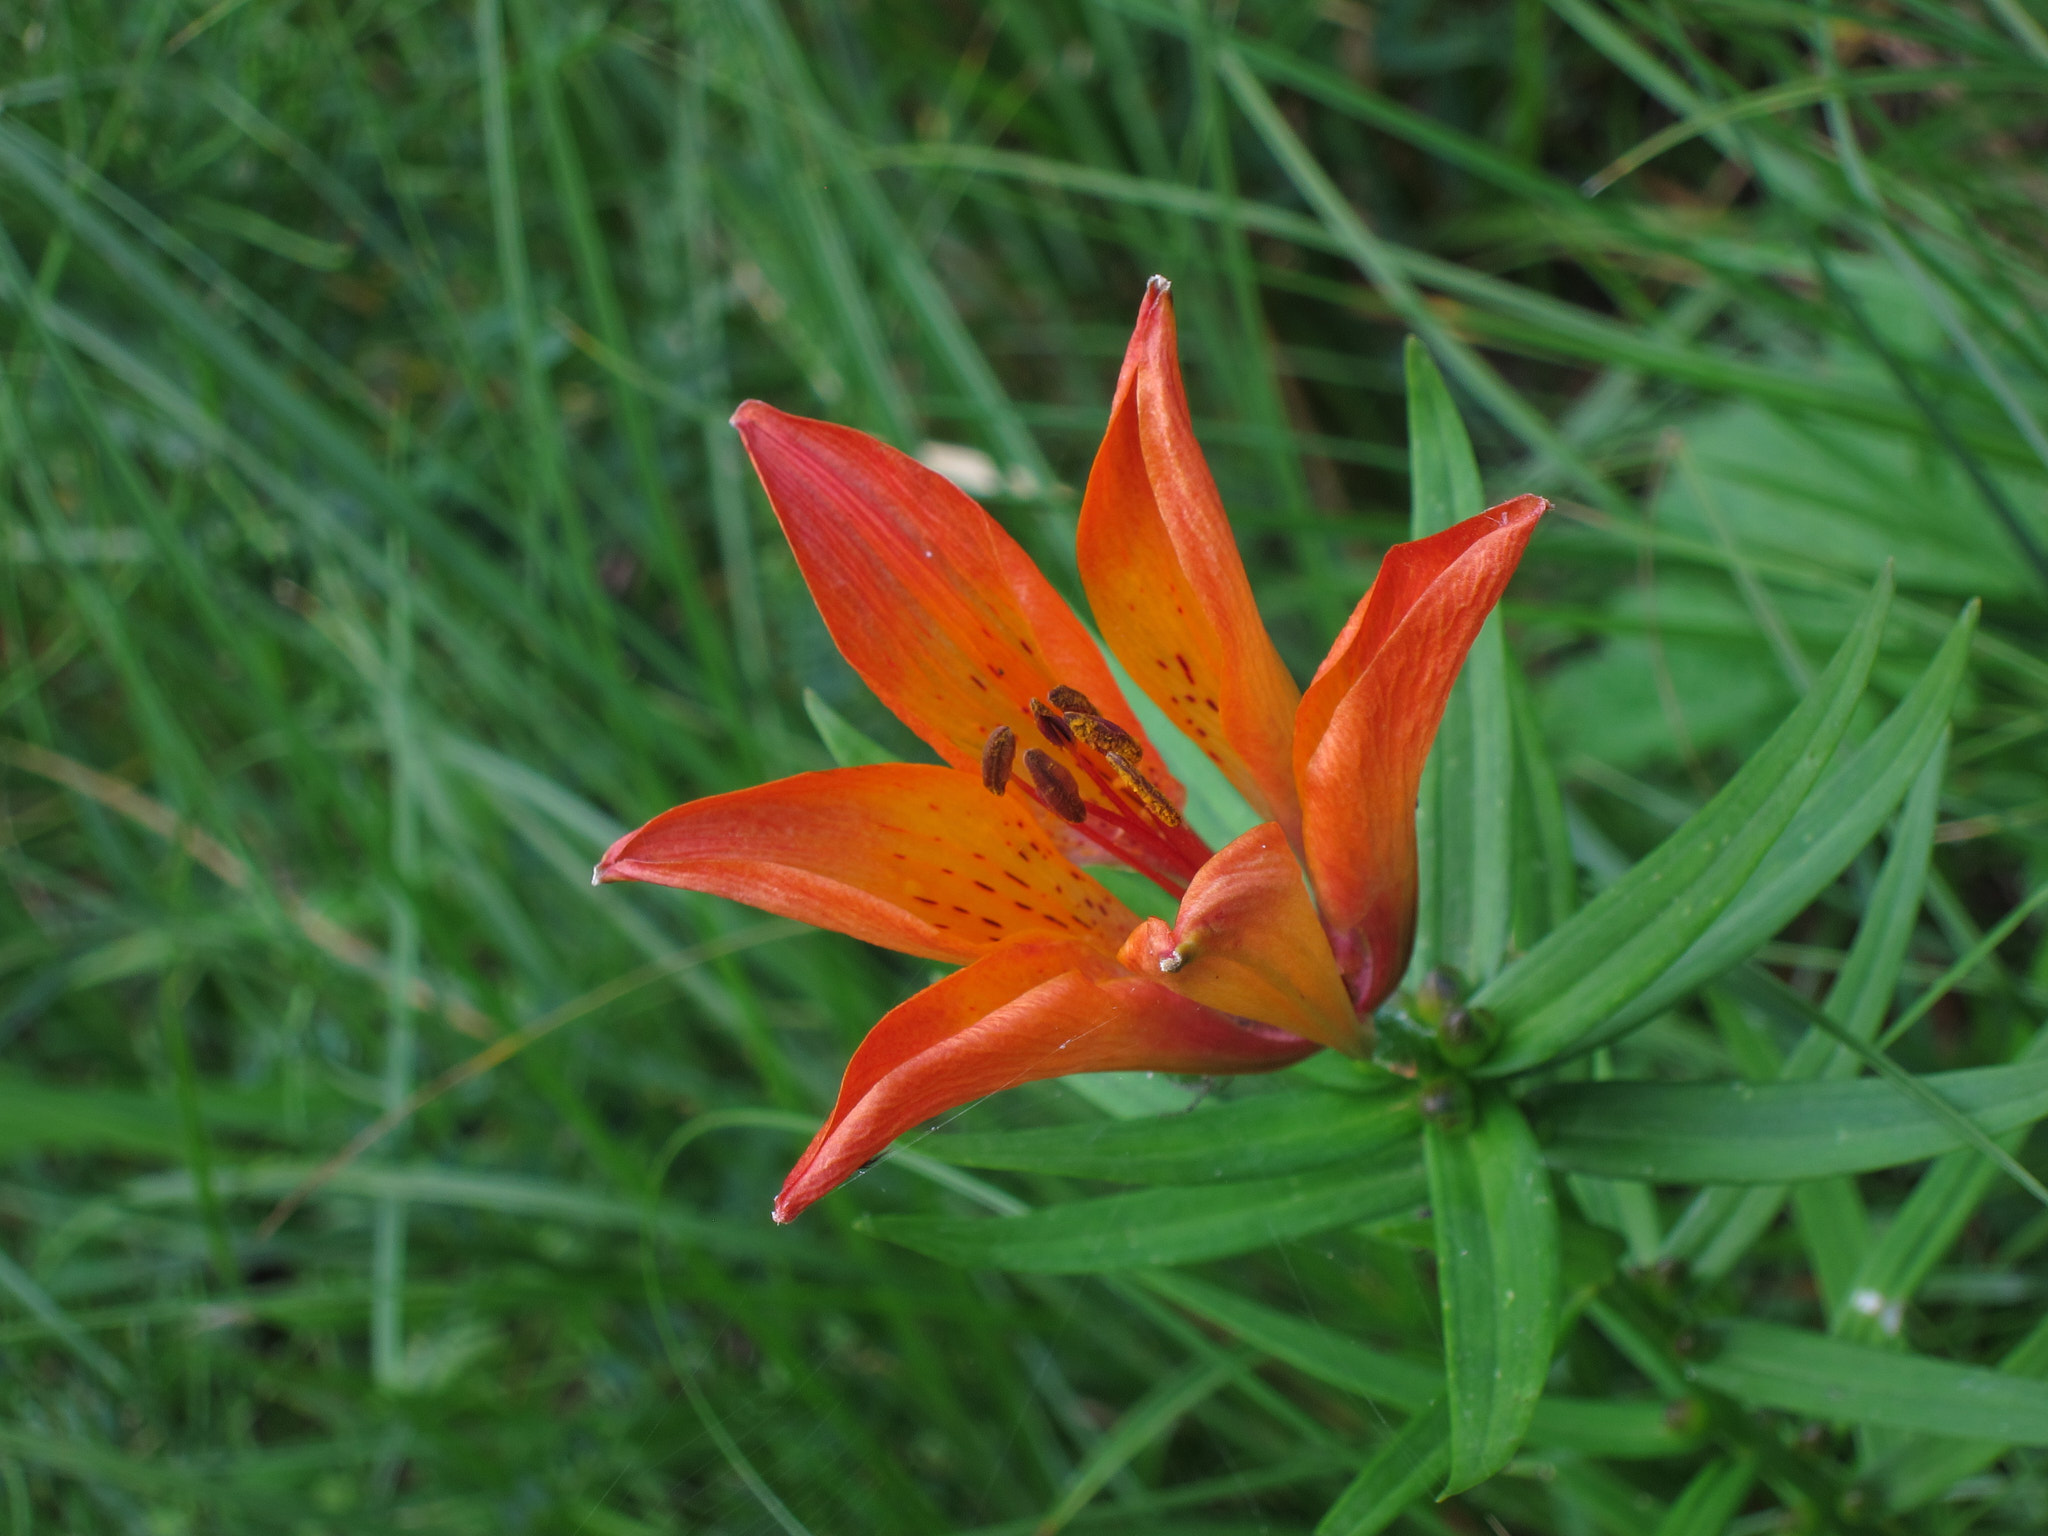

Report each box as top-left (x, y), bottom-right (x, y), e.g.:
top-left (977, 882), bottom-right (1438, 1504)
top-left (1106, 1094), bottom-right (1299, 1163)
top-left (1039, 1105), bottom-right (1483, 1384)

top-left (981, 725), bottom-right (1016, 795)
top-left (1028, 697), bottom-right (1077, 748)
top-left (1066, 712), bottom-right (1143, 762)
top-left (1107, 753), bottom-right (1181, 828)
top-left (1022, 748), bottom-right (1087, 823)
top-left (1047, 684), bottom-right (1099, 717)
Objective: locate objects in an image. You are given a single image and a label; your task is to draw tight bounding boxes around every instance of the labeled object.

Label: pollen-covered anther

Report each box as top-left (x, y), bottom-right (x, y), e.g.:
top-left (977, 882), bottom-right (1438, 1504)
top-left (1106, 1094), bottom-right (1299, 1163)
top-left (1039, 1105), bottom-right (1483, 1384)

top-left (1022, 748), bottom-right (1088, 823)
top-left (981, 725), bottom-right (1017, 795)
top-left (1028, 697), bottom-right (1077, 749)
top-left (1065, 711), bottom-right (1142, 762)
top-left (1107, 752), bottom-right (1181, 828)
top-left (1047, 684), bottom-right (1099, 717)
top-left (1157, 947), bottom-right (1186, 974)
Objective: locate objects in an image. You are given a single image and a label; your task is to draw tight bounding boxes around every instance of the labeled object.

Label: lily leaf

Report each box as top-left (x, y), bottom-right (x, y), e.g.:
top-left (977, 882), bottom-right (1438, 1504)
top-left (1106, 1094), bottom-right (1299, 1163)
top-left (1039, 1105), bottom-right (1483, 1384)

top-left (1694, 1322), bottom-right (2048, 1443)
top-left (868, 1154), bottom-right (1425, 1273)
top-left (1537, 1056), bottom-right (2048, 1182)
top-left (1143, 1271), bottom-right (1690, 1458)
top-left (923, 1088), bottom-right (1418, 1184)
top-left (1141, 1269), bottom-right (1440, 1410)
top-left (1585, 600), bottom-right (1974, 1043)
top-left (1478, 568), bottom-right (1893, 1075)
top-left (1428, 1093), bottom-right (1559, 1493)
top-left (1406, 337), bottom-right (1514, 985)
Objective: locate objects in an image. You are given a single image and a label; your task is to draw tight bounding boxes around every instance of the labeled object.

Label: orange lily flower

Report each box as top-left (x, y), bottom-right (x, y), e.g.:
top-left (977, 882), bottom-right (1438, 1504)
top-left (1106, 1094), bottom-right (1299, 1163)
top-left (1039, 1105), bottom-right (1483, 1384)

top-left (597, 279), bottom-right (1543, 1222)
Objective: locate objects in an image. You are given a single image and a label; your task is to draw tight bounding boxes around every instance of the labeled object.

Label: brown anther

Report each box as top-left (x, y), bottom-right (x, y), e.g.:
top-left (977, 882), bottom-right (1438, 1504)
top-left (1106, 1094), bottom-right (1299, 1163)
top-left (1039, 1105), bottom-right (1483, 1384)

top-left (1028, 697), bottom-right (1077, 748)
top-left (1107, 753), bottom-right (1181, 828)
top-left (980, 725), bottom-right (1016, 795)
top-left (1066, 712), bottom-right (1143, 762)
top-left (1022, 748), bottom-right (1087, 823)
top-left (1047, 684), bottom-right (1099, 716)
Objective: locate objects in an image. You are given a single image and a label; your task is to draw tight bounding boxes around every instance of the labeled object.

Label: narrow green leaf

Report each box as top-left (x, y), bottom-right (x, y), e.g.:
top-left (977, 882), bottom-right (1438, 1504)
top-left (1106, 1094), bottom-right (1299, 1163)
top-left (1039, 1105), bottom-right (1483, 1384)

top-left (1593, 605), bottom-right (1973, 1040)
top-left (925, 1089), bottom-right (1418, 1184)
top-left (801, 688), bottom-right (896, 768)
top-left (866, 1156), bottom-right (1426, 1274)
top-left (1407, 338), bottom-right (1514, 984)
top-left (1427, 1094), bottom-right (1559, 1492)
top-left (0, 1248), bottom-right (128, 1391)
top-left (1036, 1355), bottom-right (1240, 1535)
top-left (1140, 1270), bottom-right (1441, 1412)
top-left (1405, 336), bottom-right (1484, 537)
top-left (1478, 570), bottom-right (1894, 1075)
top-left (1508, 652), bottom-right (1577, 944)
top-left (1694, 1322), bottom-right (2048, 1443)
top-left (1314, 1402), bottom-right (1449, 1536)
top-left (1835, 1025), bottom-right (2048, 1343)
top-left (1538, 1057), bottom-right (2048, 1182)
top-left (1526, 1396), bottom-right (1699, 1460)
top-left (1878, 1311), bottom-right (2048, 1511)
top-left (1689, 739), bottom-right (1947, 1287)
top-left (1730, 966), bottom-right (2048, 1211)
top-left (1142, 1272), bottom-right (1685, 1456)
top-left (1550, 1457), bottom-right (1673, 1535)
top-left (1651, 1455), bottom-right (1755, 1536)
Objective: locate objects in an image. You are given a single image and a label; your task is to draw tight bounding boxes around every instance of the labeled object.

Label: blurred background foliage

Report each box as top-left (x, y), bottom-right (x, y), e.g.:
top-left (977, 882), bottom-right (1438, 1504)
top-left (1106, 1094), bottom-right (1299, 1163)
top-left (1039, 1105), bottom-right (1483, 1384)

top-left (3, 0), bottom-right (2048, 1530)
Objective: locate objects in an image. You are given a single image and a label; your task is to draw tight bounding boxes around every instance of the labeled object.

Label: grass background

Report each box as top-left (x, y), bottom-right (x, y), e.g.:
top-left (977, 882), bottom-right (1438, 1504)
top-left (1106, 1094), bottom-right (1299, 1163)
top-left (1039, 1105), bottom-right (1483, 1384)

top-left (4, 0), bottom-right (2048, 1530)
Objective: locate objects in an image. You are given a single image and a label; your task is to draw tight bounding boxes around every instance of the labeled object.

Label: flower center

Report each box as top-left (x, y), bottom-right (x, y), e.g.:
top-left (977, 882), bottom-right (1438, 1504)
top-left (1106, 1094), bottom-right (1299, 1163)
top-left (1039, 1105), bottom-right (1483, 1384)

top-left (979, 685), bottom-right (1209, 894)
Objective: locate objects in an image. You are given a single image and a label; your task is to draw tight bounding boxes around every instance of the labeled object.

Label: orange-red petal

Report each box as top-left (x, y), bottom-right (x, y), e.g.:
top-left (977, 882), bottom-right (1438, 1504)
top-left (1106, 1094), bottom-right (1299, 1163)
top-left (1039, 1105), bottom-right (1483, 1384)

top-left (595, 765), bottom-right (1135, 964)
top-left (1117, 825), bottom-right (1360, 1054)
top-left (1077, 280), bottom-right (1302, 848)
top-left (774, 935), bottom-right (1318, 1221)
top-left (732, 402), bottom-right (1182, 807)
top-left (1295, 497), bottom-right (1544, 1010)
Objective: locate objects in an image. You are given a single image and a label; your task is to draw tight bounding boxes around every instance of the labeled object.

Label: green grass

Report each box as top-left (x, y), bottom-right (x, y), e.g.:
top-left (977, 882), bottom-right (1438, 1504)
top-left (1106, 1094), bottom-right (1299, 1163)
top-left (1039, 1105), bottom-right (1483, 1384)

top-left (4, 0), bottom-right (2048, 1531)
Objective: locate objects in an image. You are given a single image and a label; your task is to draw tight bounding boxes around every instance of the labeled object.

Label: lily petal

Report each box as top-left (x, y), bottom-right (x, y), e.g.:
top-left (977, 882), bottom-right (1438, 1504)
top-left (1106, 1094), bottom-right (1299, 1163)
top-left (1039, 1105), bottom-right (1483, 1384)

top-left (1077, 279), bottom-right (1303, 847)
top-left (1118, 824), bottom-right (1360, 1054)
top-left (732, 402), bottom-right (1183, 805)
top-left (1295, 497), bottom-right (1545, 1009)
top-left (596, 765), bottom-right (1136, 964)
top-left (774, 935), bottom-right (1317, 1221)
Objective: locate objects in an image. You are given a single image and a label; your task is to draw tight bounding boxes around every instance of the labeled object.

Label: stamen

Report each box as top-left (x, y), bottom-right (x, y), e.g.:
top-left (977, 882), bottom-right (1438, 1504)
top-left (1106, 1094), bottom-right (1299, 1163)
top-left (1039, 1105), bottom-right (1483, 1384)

top-left (1022, 748), bottom-right (1087, 823)
top-left (1107, 753), bottom-right (1181, 828)
top-left (981, 725), bottom-right (1016, 795)
top-left (1065, 712), bottom-right (1142, 762)
top-left (1047, 684), bottom-right (1099, 716)
top-left (1028, 697), bottom-right (1076, 748)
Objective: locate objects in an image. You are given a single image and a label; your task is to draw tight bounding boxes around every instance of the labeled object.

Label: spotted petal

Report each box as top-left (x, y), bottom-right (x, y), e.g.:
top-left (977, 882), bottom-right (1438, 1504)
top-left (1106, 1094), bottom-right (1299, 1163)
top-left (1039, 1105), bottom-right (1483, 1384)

top-left (1077, 279), bottom-right (1303, 849)
top-left (595, 765), bottom-right (1136, 964)
top-left (732, 401), bottom-right (1182, 807)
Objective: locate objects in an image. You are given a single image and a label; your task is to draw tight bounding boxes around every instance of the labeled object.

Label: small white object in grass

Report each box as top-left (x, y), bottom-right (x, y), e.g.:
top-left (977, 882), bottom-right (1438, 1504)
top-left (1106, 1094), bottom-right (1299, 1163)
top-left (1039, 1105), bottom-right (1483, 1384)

top-left (917, 441), bottom-right (1003, 497)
